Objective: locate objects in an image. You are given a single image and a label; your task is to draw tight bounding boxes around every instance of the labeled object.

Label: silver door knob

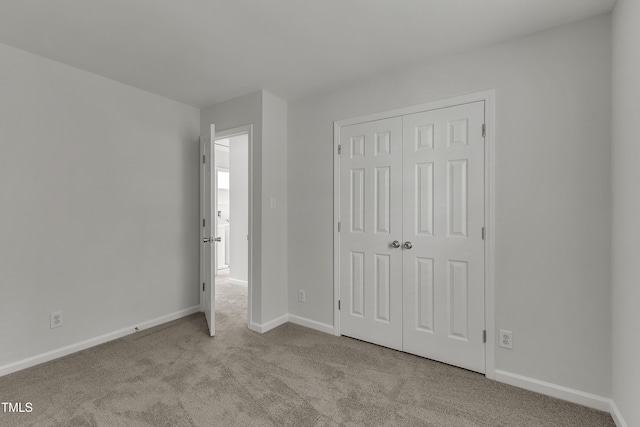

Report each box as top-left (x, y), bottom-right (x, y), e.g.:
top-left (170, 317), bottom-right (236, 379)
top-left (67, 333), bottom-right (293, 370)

top-left (403, 241), bottom-right (413, 249)
top-left (390, 240), bottom-right (401, 248)
top-left (203, 237), bottom-right (212, 243)
top-left (214, 237), bottom-right (222, 242)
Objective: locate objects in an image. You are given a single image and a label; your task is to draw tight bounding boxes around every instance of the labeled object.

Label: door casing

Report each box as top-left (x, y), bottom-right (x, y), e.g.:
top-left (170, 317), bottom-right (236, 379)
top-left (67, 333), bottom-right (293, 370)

top-left (333, 90), bottom-right (496, 379)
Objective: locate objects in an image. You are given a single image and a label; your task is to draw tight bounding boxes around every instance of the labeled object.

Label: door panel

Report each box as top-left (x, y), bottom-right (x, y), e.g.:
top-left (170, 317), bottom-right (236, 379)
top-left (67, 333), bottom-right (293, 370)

top-left (350, 251), bottom-right (365, 316)
top-left (415, 256), bottom-right (434, 332)
top-left (339, 117), bottom-right (403, 350)
top-left (200, 125), bottom-right (216, 337)
top-left (402, 101), bottom-right (485, 373)
top-left (374, 253), bottom-right (391, 322)
top-left (416, 162), bottom-right (434, 236)
top-left (351, 169), bottom-right (364, 233)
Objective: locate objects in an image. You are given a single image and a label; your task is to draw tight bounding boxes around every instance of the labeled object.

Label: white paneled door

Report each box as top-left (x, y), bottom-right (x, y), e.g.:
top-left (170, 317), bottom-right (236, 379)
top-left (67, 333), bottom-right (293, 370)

top-left (402, 102), bottom-right (485, 372)
top-left (200, 125), bottom-right (216, 337)
top-left (339, 102), bottom-right (486, 373)
top-left (339, 117), bottom-right (404, 350)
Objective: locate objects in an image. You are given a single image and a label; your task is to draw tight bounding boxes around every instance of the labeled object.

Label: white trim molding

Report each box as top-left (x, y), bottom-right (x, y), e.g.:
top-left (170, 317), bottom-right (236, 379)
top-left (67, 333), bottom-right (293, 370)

top-left (332, 120), bottom-right (341, 337)
top-left (248, 314), bottom-right (335, 335)
top-left (0, 306), bottom-right (200, 378)
top-left (494, 369), bottom-right (612, 412)
top-left (333, 90), bottom-right (497, 377)
top-left (249, 314), bottom-right (288, 334)
top-left (288, 314), bottom-right (335, 335)
top-left (610, 400), bottom-right (628, 427)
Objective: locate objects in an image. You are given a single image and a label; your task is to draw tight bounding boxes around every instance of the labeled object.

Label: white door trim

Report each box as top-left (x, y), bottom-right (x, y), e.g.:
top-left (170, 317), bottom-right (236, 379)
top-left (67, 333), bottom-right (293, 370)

top-left (201, 124), bottom-right (255, 331)
top-left (333, 90), bottom-right (496, 379)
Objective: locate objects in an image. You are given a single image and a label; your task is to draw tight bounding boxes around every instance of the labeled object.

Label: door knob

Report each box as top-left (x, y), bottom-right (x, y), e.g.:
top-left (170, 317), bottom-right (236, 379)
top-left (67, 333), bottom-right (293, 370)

top-left (403, 241), bottom-right (413, 249)
top-left (203, 237), bottom-right (222, 243)
top-left (390, 240), bottom-right (401, 248)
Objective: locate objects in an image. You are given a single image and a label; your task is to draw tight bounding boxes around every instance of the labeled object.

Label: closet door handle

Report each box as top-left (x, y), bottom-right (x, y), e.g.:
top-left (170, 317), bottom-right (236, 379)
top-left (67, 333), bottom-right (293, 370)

top-left (403, 241), bottom-right (413, 249)
top-left (390, 240), bottom-right (401, 248)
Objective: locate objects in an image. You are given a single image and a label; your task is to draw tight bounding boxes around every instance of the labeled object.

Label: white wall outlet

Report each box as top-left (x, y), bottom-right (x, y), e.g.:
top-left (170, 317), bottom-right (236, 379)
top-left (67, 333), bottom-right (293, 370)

top-left (270, 197), bottom-right (276, 210)
top-left (499, 329), bottom-right (513, 349)
top-left (298, 290), bottom-right (306, 303)
top-left (50, 311), bottom-right (63, 329)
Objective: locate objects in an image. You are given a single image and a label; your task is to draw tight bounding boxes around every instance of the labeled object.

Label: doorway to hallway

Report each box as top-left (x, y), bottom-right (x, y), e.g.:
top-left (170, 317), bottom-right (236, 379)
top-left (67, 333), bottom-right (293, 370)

top-left (213, 133), bottom-right (249, 287)
top-left (200, 124), bottom-right (253, 336)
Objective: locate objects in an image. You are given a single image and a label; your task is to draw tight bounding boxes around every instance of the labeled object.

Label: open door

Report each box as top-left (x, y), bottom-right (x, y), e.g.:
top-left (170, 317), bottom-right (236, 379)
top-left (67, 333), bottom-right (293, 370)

top-left (200, 124), bottom-right (216, 336)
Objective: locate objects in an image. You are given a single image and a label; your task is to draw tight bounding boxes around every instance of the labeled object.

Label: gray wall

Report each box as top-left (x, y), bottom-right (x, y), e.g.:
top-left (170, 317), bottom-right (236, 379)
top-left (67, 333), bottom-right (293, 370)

top-left (287, 14), bottom-right (611, 397)
top-left (261, 91), bottom-right (288, 322)
top-left (229, 134), bottom-right (249, 284)
top-left (612, 0), bottom-right (640, 425)
top-left (0, 43), bottom-right (201, 369)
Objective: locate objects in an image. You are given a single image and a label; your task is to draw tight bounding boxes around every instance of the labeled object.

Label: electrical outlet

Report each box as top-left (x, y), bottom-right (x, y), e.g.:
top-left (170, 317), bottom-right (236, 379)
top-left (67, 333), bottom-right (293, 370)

top-left (499, 329), bottom-right (512, 349)
top-left (298, 290), bottom-right (306, 303)
top-left (50, 311), bottom-right (63, 329)
top-left (270, 197), bottom-right (277, 210)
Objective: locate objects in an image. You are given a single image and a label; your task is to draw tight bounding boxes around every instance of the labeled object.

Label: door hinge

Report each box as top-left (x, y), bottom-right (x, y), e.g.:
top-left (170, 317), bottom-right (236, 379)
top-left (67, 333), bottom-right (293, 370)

top-left (338, 300), bottom-right (341, 310)
top-left (483, 330), bottom-right (487, 343)
top-left (203, 218), bottom-right (206, 227)
top-left (338, 222), bottom-right (341, 232)
top-left (338, 145), bottom-right (341, 155)
top-left (482, 226), bottom-right (486, 240)
top-left (482, 124), bottom-right (486, 138)
top-left (203, 154), bottom-right (206, 164)
top-left (202, 282), bottom-right (205, 292)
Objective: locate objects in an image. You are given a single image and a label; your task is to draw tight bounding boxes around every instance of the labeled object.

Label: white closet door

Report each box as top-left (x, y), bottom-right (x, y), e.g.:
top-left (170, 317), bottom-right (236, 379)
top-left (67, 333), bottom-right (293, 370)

top-left (339, 117), bottom-right (404, 350)
top-left (402, 101), bottom-right (485, 373)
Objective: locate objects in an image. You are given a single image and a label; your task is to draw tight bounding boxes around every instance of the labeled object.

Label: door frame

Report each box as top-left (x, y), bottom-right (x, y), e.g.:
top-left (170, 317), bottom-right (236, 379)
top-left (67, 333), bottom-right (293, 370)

top-left (333, 90), bottom-right (496, 379)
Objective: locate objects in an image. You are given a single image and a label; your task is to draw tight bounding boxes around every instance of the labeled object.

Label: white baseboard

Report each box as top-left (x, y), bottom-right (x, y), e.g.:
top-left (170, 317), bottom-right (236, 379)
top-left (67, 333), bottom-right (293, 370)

top-left (248, 314), bottom-right (335, 335)
top-left (248, 322), bottom-right (262, 333)
top-left (0, 306), bottom-right (200, 378)
top-left (228, 278), bottom-right (248, 286)
top-left (610, 401), bottom-right (628, 427)
top-left (249, 314), bottom-right (289, 334)
top-left (288, 314), bottom-right (335, 335)
top-left (494, 369), bottom-right (611, 412)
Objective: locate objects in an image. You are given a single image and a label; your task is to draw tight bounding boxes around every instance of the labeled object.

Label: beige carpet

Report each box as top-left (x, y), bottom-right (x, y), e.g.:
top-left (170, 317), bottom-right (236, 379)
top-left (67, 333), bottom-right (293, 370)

top-left (1, 274), bottom-right (614, 426)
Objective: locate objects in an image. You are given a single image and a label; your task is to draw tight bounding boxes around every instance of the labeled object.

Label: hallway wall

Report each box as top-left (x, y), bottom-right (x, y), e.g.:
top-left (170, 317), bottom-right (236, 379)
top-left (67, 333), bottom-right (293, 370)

top-left (229, 134), bottom-right (249, 284)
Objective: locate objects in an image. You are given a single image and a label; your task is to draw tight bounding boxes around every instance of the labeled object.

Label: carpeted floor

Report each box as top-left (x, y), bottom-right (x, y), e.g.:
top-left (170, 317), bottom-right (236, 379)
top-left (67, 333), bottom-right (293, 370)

top-left (1, 273), bottom-right (615, 426)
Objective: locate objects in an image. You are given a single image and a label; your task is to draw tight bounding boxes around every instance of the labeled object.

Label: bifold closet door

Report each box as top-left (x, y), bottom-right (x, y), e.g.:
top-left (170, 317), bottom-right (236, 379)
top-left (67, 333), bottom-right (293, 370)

top-left (339, 116), bottom-right (403, 350)
top-left (402, 101), bottom-right (485, 373)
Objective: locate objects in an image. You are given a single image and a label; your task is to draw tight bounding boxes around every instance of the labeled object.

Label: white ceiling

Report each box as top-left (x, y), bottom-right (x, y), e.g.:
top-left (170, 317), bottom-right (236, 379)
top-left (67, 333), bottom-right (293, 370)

top-left (0, 0), bottom-right (615, 108)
